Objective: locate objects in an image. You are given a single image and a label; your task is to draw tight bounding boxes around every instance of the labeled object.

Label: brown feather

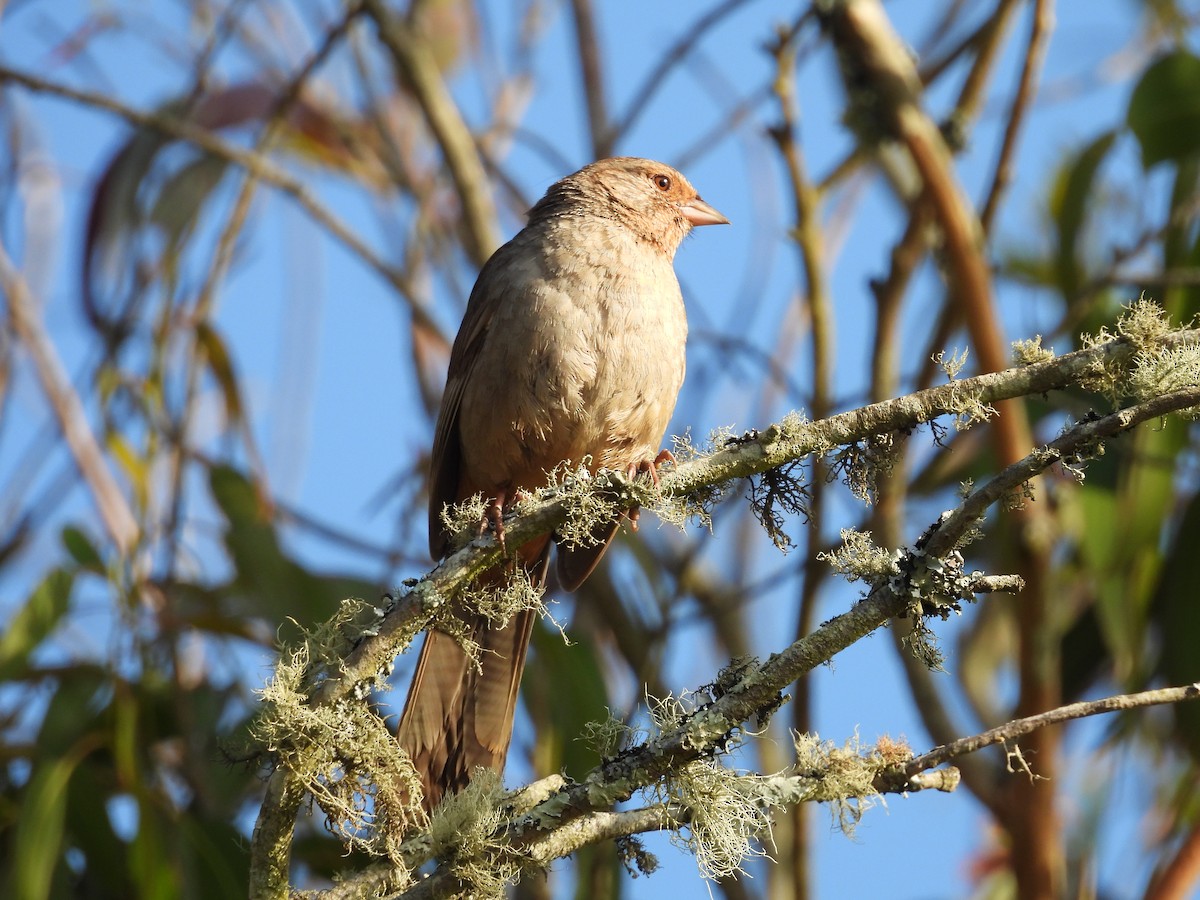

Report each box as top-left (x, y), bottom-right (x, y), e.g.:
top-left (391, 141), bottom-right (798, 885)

top-left (397, 536), bottom-right (550, 810)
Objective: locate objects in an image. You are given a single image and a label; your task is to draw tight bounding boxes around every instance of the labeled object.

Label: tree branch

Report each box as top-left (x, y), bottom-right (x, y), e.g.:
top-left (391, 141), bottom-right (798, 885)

top-left (251, 322), bottom-right (1200, 896)
top-left (0, 240), bottom-right (139, 554)
top-left (317, 327), bottom-right (1200, 707)
top-left (879, 683), bottom-right (1200, 790)
top-left (363, 0), bottom-right (500, 265)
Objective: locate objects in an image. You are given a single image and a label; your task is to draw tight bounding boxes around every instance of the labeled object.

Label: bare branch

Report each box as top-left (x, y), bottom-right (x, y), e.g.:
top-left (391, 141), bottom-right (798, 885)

top-left (0, 241), bottom-right (139, 553)
top-left (879, 683), bottom-right (1200, 791)
top-left (0, 62), bottom-right (437, 328)
top-left (363, 0), bottom-right (500, 265)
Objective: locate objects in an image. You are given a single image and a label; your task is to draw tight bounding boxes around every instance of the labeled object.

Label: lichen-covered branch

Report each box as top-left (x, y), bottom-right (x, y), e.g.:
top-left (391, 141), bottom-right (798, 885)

top-left (250, 311), bottom-right (1200, 896)
top-left (314, 321), bottom-right (1200, 709)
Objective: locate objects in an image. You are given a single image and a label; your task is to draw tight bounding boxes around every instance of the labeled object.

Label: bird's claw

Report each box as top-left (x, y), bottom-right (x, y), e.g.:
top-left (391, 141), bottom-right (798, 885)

top-left (626, 449), bottom-right (676, 487)
top-left (481, 489), bottom-right (524, 554)
top-left (623, 450), bottom-right (676, 533)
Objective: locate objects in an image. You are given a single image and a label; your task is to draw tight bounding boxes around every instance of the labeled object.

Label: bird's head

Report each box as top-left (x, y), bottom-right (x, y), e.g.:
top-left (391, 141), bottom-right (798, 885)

top-left (530, 157), bottom-right (729, 255)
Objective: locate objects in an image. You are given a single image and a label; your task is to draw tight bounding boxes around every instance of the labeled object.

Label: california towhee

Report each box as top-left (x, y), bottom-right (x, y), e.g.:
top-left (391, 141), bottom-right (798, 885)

top-left (398, 157), bottom-right (728, 810)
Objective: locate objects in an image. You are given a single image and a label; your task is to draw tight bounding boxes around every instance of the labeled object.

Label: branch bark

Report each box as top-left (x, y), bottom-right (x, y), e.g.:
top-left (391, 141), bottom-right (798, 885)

top-left (363, 0), bottom-right (500, 265)
top-left (0, 240), bottom-right (139, 554)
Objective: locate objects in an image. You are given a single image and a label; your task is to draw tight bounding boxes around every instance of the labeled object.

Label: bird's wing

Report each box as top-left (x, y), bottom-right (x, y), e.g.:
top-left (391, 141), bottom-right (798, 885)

top-left (428, 243), bottom-right (516, 559)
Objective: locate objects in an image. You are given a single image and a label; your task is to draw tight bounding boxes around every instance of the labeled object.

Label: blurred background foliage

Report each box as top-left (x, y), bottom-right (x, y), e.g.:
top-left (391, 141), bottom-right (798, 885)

top-left (2, 0), bottom-right (1200, 898)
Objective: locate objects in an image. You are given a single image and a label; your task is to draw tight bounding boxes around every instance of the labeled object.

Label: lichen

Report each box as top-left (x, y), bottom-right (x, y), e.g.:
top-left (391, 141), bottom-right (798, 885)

top-left (426, 768), bottom-right (517, 898)
top-left (1128, 344), bottom-right (1200, 419)
top-left (252, 639), bottom-right (426, 863)
top-left (933, 347), bottom-right (969, 379)
top-left (1012, 335), bottom-right (1055, 366)
top-left (818, 529), bottom-right (899, 585)
top-left (662, 758), bottom-right (782, 881)
top-left (652, 428), bottom-right (738, 530)
top-left (791, 731), bottom-right (911, 835)
top-left (828, 432), bottom-right (901, 505)
top-left (1079, 297), bottom-right (1188, 399)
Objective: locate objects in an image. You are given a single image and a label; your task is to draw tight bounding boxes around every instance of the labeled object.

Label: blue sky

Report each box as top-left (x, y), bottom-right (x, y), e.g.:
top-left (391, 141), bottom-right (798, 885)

top-left (0, 0), bottom-right (1179, 896)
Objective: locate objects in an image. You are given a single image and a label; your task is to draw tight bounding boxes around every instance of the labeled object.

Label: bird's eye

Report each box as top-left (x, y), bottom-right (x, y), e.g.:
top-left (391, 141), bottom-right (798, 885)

top-left (653, 174), bottom-right (672, 191)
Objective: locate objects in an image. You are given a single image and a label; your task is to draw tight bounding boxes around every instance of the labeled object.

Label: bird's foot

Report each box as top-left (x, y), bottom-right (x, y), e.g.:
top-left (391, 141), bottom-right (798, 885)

top-left (481, 489), bottom-right (524, 554)
top-left (624, 450), bottom-right (676, 533)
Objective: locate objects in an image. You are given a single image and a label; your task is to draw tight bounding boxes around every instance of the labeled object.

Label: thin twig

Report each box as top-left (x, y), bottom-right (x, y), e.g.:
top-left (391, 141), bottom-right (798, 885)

top-left (980, 0), bottom-right (1054, 234)
top-left (0, 63), bottom-right (434, 328)
top-left (568, 0), bottom-right (610, 158)
top-left (0, 241), bottom-right (139, 553)
top-left (884, 683), bottom-right (1200, 787)
top-left (362, 0), bottom-right (500, 265)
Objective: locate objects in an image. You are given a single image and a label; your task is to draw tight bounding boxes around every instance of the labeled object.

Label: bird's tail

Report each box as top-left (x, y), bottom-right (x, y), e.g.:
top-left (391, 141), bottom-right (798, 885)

top-left (396, 536), bottom-right (551, 812)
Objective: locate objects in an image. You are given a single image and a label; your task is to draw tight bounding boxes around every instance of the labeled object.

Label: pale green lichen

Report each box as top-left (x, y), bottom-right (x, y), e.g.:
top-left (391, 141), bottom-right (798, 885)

top-left (1128, 344), bottom-right (1200, 419)
top-left (1079, 297), bottom-right (1185, 398)
top-left (819, 529), bottom-right (899, 585)
top-left (661, 758), bottom-right (782, 880)
top-left (946, 384), bottom-right (996, 430)
top-left (430, 566), bottom-right (559, 674)
top-left (1012, 335), bottom-right (1055, 366)
top-left (531, 457), bottom-right (628, 550)
top-left (652, 428), bottom-right (737, 530)
top-left (649, 729), bottom-right (916, 881)
top-left (773, 410), bottom-right (830, 459)
top-left (253, 639), bottom-right (425, 863)
top-left (1114, 296), bottom-right (1175, 346)
top-left (580, 711), bottom-right (634, 759)
top-left (791, 732), bottom-right (911, 835)
top-left (426, 768), bottom-right (517, 898)
top-left (933, 347), bottom-right (969, 379)
top-left (293, 595), bottom-right (404, 695)
top-left (438, 493), bottom-right (489, 553)
top-left (637, 686), bottom-right (783, 880)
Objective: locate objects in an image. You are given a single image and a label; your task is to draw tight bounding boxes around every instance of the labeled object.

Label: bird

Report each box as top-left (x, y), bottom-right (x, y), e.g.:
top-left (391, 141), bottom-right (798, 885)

top-left (397, 156), bottom-right (728, 812)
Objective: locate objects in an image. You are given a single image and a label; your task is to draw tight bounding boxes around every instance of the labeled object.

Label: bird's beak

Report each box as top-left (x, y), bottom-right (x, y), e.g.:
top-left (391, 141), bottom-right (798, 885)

top-left (679, 197), bottom-right (730, 227)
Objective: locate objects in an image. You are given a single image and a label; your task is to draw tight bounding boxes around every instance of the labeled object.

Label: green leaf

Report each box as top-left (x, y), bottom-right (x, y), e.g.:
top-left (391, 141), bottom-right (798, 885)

top-left (0, 569), bottom-right (74, 681)
top-left (8, 756), bottom-right (77, 900)
top-left (66, 762), bottom-right (134, 897)
top-left (177, 817), bottom-right (250, 900)
top-left (207, 465), bottom-right (375, 626)
top-left (1128, 50), bottom-right (1200, 168)
top-left (1154, 489), bottom-right (1200, 758)
top-left (527, 621), bottom-right (609, 779)
top-left (61, 526), bottom-right (104, 572)
top-left (1050, 130), bottom-right (1116, 300)
top-left (128, 798), bottom-right (180, 900)
top-left (148, 153), bottom-right (229, 254)
top-left (195, 321), bottom-right (245, 424)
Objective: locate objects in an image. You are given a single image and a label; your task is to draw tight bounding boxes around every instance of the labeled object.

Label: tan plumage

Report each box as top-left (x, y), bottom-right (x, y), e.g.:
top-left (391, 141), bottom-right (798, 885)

top-left (398, 157), bottom-right (728, 811)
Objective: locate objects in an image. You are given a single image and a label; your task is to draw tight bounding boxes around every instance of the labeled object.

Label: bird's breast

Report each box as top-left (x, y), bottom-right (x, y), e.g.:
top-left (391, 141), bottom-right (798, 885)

top-left (458, 230), bottom-right (688, 492)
